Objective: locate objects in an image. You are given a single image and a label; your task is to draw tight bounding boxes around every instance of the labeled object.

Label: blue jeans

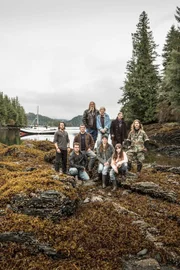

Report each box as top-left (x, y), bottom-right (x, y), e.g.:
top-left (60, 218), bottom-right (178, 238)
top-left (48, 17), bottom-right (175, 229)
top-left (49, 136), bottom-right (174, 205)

top-left (82, 150), bottom-right (96, 170)
top-left (69, 168), bottom-right (90, 180)
top-left (110, 162), bottom-right (128, 181)
top-left (98, 163), bottom-right (110, 175)
top-left (86, 128), bottom-right (98, 144)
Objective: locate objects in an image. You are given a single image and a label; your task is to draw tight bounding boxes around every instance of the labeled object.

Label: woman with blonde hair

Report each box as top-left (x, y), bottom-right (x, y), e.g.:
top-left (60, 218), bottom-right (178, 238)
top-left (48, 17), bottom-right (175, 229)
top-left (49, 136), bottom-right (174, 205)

top-left (110, 143), bottom-right (128, 191)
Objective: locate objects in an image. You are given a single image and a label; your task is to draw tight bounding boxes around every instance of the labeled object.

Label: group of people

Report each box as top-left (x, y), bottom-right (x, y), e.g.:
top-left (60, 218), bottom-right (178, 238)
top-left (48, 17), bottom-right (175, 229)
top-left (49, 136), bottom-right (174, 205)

top-left (53, 101), bottom-right (149, 191)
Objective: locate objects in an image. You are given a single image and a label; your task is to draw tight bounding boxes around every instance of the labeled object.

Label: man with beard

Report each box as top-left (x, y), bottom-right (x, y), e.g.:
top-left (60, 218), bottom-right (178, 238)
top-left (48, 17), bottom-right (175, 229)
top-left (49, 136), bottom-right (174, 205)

top-left (110, 112), bottom-right (127, 147)
top-left (73, 124), bottom-right (96, 178)
top-left (82, 101), bottom-right (99, 144)
top-left (126, 119), bottom-right (149, 177)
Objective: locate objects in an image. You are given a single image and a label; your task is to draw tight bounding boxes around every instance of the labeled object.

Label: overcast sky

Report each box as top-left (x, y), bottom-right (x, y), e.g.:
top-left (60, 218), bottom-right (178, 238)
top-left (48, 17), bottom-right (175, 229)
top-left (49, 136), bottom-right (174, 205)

top-left (0, 0), bottom-right (179, 120)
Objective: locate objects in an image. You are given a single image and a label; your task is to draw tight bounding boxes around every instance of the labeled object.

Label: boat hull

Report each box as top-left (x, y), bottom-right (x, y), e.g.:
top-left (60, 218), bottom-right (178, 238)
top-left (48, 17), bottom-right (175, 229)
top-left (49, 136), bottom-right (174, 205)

top-left (20, 127), bottom-right (57, 137)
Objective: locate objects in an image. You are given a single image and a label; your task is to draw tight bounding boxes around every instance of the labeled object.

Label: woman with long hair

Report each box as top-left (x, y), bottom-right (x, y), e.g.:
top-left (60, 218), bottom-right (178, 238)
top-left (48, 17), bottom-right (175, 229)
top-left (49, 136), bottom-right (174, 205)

top-left (110, 143), bottom-right (128, 191)
top-left (126, 119), bottom-right (149, 177)
top-left (96, 134), bottom-right (114, 188)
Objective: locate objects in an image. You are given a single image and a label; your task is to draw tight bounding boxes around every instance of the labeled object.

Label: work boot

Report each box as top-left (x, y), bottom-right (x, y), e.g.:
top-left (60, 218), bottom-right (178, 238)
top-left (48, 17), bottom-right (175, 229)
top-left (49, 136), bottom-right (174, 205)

top-left (112, 180), bottom-right (117, 191)
top-left (102, 175), bottom-right (106, 189)
top-left (137, 162), bottom-right (142, 177)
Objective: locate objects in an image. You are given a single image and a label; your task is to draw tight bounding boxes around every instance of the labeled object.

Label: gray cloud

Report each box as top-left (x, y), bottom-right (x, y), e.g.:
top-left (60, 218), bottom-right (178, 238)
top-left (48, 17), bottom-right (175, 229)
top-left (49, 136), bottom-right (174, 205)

top-left (0, 0), bottom-right (178, 120)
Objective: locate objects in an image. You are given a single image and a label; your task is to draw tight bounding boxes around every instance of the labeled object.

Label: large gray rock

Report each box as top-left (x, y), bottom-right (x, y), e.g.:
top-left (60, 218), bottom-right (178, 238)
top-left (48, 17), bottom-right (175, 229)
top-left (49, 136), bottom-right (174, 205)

top-left (10, 190), bottom-right (78, 222)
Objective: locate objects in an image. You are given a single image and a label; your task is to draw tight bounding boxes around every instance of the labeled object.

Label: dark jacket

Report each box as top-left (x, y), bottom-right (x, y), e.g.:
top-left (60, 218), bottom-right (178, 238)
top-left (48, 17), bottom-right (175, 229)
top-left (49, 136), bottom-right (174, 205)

top-left (69, 151), bottom-right (88, 170)
top-left (73, 132), bottom-right (94, 151)
top-left (82, 109), bottom-right (99, 129)
top-left (110, 118), bottom-right (127, 144)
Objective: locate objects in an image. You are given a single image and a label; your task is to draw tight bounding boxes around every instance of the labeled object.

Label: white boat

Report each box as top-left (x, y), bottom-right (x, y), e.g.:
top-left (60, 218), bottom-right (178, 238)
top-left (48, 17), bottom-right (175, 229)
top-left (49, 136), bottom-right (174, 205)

top-left (19, 106), bottom-right (57, 137)
top-left (19, 126), bottom-right (58, 137)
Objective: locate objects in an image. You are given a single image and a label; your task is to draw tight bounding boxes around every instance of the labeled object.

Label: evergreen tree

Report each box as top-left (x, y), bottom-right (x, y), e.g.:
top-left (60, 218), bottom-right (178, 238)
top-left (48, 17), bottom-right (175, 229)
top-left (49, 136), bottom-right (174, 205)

top-left (164, 49), bottom-right (180, 105)
top-left (162, 25), bottom-right (179, 72)
top-left (175, 6), bottom-right (180, 25)
top-left (119, 11), bottom-right (160, 123)
top-left (0, 92), bottom-right (7, 126)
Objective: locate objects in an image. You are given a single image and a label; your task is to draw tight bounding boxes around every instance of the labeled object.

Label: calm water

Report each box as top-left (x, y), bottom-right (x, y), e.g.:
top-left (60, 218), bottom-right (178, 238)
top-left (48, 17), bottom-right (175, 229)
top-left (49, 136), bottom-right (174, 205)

top-left (0, 128), bottom-right (180, 166)
top-left (0, 127), bottom-right (79, 149)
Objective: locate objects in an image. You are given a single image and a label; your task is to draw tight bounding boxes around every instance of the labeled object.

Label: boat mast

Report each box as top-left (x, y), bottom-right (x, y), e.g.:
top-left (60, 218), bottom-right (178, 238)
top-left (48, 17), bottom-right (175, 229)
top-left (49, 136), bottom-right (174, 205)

top-left (37, 106), bottom-right (39, 127)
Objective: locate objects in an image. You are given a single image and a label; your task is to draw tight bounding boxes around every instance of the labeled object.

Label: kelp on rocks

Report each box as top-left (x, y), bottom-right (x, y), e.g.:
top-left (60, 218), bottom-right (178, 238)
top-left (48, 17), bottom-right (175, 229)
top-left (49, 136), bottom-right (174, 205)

top-left (0, 142), bottom-right (180, 269)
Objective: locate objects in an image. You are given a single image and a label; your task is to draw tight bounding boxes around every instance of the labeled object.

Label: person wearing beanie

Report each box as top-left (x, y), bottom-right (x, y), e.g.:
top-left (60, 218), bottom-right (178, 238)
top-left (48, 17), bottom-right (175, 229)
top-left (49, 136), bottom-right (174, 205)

top-left (96, 134), bottom-right (114, 188)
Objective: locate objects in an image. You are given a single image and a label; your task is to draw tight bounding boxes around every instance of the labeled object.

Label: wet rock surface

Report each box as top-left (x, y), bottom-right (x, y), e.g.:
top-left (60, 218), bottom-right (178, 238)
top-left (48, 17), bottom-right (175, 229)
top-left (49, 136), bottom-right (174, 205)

top-left (0, 129), bottom-right (180, 270)
top-left (10, 190), bottom-right (78, 222)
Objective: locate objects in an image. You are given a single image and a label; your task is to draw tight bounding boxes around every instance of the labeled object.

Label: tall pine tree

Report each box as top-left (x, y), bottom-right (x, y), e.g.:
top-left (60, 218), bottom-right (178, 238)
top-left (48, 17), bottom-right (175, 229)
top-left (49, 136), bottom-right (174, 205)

top-left (119, 11), bottom-right (160, 124)
top-left (158, 7), bottom-right (180, 122)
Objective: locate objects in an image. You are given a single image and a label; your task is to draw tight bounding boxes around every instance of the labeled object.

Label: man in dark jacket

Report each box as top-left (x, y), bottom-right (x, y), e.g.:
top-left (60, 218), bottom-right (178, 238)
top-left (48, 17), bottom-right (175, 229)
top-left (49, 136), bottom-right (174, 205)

top-left (69, 142), bottom-right (90, 180)
top-left (110, 112), bottom-right (127, 147)
top-left (73, 124), bottom-right (96, 177)
top-left (82, 101), bottom-right (99, 144)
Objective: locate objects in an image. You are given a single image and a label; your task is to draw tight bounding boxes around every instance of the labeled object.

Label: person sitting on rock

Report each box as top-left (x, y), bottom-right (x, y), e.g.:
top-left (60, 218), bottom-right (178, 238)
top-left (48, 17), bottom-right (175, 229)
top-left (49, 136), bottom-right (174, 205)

top-left (96, 134), bottom-right (114, 188)
top-left (110, 143), bottom-right (128, 191)
top-left (73, 124), bottom-right (96, 178)
top-left (125, 119), bottom-right (149, 177)
top-left (69, 142), bottom-right (90, 181)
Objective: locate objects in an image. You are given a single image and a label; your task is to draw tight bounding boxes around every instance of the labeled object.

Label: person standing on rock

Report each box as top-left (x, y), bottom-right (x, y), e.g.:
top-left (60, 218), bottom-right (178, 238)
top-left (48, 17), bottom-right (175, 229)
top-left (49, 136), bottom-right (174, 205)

top-left (73, 124), bottom-right (96, 178)
top-left (110, 143), bottom-right (128, 191)
top-left (96, 106), bottom-right (111, 148)
top-left (110, 112), bottom-right (127, 147)
top-left (96, 134), bottom-right (114, 188)
top-left (125, 119), bottom-right (149, 177)
top-left (82, 101), bottom-right (99, 144)
top-left (69, 142), bottom-right (90, 181)
top-left (54, 122), bottom-right (70, 174)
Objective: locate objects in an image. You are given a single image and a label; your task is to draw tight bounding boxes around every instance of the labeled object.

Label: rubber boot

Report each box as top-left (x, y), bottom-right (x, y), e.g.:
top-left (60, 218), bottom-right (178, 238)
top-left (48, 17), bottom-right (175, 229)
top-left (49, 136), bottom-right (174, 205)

top-left (137, 162), bottom-right (142, 177)
top-left (102, 175), bottom-right (106, 189)
top-left (112, 180), bottom-right (117, 191)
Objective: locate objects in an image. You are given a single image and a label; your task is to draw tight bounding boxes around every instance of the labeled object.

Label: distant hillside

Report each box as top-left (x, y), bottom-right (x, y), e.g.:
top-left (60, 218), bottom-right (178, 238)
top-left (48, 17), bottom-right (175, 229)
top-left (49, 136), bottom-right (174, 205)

top-left (26, 113), bottom-right (82, 127)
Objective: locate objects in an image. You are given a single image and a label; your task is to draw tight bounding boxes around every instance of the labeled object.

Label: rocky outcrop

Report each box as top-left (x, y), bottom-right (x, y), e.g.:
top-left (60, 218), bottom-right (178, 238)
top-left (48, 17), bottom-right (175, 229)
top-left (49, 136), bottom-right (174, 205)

top-left (9, 190), bottom-right (78, 222)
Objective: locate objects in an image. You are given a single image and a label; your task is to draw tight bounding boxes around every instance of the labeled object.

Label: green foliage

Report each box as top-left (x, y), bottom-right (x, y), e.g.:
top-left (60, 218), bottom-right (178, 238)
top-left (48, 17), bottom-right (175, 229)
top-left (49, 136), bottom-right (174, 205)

top-left (0, 92), bottom-right (27, 127)
top-left (175, 6), bottom-right (180, 25)
top-left (164, 49), bottom-right (180, 104)
top-left (157, 7), bottom-right (180, 123)
top-left (119, 11), bottom-right (160, 124)
top-left (162, 25), bottom-right (180, 72)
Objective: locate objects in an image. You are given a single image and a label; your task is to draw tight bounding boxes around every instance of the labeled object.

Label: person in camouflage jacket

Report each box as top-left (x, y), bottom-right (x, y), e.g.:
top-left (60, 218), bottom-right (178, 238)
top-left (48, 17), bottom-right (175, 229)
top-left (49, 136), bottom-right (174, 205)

top-left (126, 119), bottom-right (149, 176)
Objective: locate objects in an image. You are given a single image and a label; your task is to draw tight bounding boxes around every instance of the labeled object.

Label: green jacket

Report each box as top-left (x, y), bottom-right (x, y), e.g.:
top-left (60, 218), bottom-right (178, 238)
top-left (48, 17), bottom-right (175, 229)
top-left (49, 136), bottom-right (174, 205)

top-left (127, 129), bottom-right (149, 153)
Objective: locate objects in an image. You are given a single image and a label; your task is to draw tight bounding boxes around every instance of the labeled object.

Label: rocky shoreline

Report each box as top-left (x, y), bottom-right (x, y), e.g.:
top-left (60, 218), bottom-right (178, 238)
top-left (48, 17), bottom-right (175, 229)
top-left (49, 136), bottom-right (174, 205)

top-left (0, 123), bottom-right (180, 270)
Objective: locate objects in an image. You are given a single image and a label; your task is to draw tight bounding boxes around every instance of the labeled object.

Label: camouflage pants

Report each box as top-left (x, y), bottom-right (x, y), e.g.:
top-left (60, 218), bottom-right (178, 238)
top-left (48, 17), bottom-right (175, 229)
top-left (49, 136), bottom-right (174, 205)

top-left (126, 150), bottom-right (145, 163)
